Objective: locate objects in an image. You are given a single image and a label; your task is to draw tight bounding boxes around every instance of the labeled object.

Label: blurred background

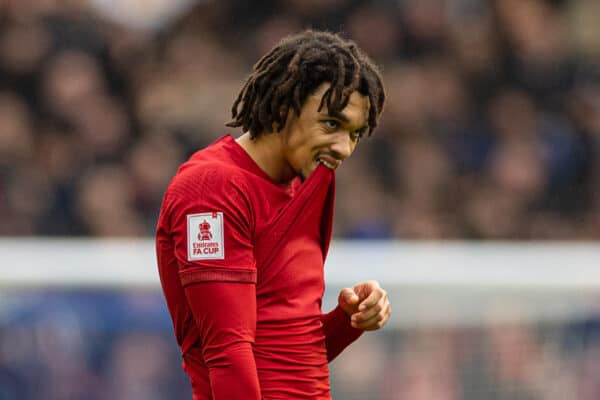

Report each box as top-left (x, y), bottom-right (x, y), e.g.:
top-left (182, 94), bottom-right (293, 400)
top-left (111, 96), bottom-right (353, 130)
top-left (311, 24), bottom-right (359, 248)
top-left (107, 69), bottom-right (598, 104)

top-left (1, 0), bottom-right (600, 398)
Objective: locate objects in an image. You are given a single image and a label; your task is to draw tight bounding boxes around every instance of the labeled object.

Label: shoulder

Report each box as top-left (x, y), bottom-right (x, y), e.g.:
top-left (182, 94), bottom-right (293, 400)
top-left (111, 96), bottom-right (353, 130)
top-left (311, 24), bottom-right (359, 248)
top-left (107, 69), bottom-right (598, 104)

top-left (162, 160), bottom-right (255, 228)
top-left (169, 160), bottom-right (251, 198)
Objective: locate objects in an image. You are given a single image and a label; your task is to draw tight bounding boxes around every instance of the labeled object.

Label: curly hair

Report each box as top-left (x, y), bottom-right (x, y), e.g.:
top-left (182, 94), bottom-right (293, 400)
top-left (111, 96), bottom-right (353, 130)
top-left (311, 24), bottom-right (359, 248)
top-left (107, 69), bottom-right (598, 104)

top-left (226, 30), bottom-right (385, 138)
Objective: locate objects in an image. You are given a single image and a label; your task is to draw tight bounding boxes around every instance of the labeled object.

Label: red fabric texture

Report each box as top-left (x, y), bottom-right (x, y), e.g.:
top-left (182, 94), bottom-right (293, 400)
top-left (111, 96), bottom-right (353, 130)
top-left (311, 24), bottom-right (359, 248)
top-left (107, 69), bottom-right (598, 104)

top-left (156, 135), bottom-right (362, 399)
top-left (321, 306), bottom-right (363, 361)
top-left (184, 282), bottom-right (260, 399)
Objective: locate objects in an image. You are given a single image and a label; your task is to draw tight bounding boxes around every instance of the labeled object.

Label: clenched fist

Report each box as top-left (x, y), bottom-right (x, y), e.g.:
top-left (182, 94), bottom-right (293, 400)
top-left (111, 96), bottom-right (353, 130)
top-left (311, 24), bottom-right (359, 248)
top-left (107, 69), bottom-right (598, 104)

top-left (338, 280), bottom-right (391, 331)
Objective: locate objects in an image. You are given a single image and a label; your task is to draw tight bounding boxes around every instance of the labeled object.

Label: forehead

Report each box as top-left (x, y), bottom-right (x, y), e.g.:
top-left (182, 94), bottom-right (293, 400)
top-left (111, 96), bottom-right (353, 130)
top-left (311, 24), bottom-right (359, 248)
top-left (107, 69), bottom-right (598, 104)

top-left (304, 84), bottom-right (369, 126)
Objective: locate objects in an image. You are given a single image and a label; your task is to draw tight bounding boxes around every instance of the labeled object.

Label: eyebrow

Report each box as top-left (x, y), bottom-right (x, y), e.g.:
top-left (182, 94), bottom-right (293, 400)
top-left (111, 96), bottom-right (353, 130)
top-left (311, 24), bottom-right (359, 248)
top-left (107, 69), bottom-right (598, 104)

top-left (326, 111), bottom-right (350, 123)
top-left (321, 110), bottom-right (368, 132)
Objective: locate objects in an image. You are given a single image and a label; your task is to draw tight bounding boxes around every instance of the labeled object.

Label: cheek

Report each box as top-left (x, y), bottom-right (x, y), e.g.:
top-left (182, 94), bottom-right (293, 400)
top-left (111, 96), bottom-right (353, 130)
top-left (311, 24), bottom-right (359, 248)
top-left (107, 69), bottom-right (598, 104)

top-left (294, 136), bottom-right (320, 157)
top-left (286, 125), bottom-right (326, 162)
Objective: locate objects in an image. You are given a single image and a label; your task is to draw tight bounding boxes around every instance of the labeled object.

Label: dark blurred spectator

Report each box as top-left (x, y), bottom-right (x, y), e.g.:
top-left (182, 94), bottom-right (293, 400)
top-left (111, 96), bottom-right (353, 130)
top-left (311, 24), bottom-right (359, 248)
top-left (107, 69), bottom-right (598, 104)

top-left (75, 165), bottom-right (146, 236)
top-left (0, 0), bottom-right (598, 239)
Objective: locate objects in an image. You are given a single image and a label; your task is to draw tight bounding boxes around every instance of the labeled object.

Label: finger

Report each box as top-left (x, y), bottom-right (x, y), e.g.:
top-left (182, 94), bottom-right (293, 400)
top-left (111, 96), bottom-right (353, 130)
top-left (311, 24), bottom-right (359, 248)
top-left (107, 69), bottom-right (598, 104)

top-left (351, 303), bottom-right (382, 323)
top-left (353, 280), bottom-right (380, 300)
top-left (352, 298), bottom-right (390, 323)
top-left (358, 289), bottom-right (387, 311)
top-left (352, 303), bottom-right (391, 330)
top-left (352, 311), bottom-right (384, 330)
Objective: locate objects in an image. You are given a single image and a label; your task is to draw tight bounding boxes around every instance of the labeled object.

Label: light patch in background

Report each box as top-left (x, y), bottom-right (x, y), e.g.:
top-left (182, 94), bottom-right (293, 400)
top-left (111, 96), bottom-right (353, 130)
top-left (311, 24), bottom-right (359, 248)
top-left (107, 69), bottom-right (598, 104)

top-left (88, 0), bottom-right (204, 31)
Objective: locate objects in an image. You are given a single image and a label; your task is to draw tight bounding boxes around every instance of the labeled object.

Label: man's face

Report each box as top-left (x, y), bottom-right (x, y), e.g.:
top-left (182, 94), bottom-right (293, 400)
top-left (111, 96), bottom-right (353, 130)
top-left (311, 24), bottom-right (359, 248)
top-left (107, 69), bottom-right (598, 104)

top-left (281, 83), bottom-right (370, 180)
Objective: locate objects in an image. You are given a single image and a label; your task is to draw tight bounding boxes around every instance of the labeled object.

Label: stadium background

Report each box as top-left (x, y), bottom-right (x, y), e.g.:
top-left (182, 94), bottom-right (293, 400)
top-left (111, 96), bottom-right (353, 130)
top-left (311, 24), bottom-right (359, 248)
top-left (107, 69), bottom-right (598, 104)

top-left (1, 0), bottom-right (600, 399)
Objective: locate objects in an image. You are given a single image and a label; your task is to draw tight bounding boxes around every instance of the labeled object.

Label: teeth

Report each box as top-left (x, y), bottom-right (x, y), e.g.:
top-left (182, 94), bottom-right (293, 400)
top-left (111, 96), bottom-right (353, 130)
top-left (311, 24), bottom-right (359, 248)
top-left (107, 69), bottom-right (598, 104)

top-left (319, 159), bottom-right (336, 169)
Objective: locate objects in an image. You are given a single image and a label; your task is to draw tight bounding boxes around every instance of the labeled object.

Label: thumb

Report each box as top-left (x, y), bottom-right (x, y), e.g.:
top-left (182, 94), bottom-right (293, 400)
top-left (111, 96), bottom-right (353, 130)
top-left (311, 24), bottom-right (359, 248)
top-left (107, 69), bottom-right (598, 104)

top-left (338, 288), bottom-right (359, 306)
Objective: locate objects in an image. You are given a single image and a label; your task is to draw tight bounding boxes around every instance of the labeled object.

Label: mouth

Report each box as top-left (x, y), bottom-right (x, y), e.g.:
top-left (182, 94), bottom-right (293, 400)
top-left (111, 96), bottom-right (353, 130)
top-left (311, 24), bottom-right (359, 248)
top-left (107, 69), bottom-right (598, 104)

top-left (316, 154), bottom-right (340, 170)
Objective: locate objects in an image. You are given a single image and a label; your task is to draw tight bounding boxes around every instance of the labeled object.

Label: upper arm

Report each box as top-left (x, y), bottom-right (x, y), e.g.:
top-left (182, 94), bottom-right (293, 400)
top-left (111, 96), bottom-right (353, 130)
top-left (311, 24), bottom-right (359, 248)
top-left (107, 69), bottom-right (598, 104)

top-left (165, 166), bottom-right (256, 286)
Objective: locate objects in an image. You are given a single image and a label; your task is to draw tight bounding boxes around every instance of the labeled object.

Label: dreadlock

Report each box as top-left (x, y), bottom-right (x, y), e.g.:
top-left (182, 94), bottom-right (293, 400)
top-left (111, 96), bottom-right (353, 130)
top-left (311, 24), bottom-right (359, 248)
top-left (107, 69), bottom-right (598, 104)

top-left (226, 30), bottom-right (386, 138)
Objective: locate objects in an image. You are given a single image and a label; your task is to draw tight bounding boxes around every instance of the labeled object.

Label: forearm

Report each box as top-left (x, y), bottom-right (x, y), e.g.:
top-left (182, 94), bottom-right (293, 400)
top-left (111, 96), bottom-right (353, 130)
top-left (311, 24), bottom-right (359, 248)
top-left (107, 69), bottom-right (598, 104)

top-left (321, 305), bottom-right (363, 362)
top-left (185, 280), bottom-right (261, 399)
top-left (204, 341), bottom-right (260, 398)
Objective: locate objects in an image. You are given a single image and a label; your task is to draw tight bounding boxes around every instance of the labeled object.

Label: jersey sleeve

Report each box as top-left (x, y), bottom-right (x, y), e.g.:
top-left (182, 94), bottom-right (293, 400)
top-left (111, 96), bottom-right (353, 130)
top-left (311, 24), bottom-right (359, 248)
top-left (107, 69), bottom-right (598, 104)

top-left (321, 306), bottom-right (363, 362)
top-left (184, 281), bottom-right (261, 399)
top-left (164, 164), bottom-right (261, 399)
top-left (164, 164), bottom-right (256, 284)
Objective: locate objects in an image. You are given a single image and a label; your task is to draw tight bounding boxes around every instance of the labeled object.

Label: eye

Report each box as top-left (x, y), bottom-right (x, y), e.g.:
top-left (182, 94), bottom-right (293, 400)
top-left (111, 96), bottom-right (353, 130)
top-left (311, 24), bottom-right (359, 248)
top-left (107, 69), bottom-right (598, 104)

top-left (351, 128), bottom-right (367, 142)
top-left (323, 120), bottom-right (340, 130)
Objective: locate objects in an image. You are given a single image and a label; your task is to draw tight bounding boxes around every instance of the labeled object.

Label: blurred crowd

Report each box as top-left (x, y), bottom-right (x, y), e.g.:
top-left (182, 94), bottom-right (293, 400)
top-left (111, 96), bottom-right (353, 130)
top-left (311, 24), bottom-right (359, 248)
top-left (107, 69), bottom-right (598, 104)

top-left (2, 2), bottom-right (600, 400)
top-left (332, 318), bottom-right (600, 400)
top-left (2, 0), bottom-right (600, 239)
top-left (1, 290), bottom-right (599, 400)
top-left (0, 291), bottom-right (191, 400)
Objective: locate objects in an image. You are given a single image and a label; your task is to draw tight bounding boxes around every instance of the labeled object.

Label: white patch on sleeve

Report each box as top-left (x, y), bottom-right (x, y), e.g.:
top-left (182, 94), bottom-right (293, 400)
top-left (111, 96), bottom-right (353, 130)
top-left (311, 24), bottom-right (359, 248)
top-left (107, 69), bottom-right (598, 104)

top-left (187, 212), bottom-right (225, 261)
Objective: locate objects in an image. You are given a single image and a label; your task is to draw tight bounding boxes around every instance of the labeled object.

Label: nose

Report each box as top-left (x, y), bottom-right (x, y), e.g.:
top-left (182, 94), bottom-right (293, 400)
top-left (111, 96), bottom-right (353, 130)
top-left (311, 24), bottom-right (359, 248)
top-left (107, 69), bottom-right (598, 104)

top-left (329, 133), bottom-right (354, 161)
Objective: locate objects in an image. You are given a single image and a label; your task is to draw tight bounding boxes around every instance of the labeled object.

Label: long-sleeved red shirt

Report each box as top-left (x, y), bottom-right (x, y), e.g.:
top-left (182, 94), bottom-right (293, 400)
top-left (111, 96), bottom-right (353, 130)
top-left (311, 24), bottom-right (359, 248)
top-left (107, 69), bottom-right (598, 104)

top-left (156, 135), bottom-right (362, 399)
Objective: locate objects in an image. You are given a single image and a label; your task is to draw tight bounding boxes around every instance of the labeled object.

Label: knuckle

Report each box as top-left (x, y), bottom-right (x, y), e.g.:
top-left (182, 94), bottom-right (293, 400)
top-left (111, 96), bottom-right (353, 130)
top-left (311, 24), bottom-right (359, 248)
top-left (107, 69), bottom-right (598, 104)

top-left (369, 280), bottom-right (380, 287)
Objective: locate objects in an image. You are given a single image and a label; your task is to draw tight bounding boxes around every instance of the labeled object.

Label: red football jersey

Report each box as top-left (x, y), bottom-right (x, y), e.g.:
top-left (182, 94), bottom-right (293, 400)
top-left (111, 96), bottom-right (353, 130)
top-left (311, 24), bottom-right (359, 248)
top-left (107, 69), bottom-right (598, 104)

top-left (156, 135), bottom-right (361, 399)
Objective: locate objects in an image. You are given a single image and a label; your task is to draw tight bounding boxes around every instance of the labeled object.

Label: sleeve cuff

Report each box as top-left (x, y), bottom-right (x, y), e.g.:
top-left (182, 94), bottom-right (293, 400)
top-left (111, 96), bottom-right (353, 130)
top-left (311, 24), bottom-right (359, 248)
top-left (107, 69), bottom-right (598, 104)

top-left (325, 305), bottom-right (363, 336)
top-left (180, 267), bottom-right (256, 286)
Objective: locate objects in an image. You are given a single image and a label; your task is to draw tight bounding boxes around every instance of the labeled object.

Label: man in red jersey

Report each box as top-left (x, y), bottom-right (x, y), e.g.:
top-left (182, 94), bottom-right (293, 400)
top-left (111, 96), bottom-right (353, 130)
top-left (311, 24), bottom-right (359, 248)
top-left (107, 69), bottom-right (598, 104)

top-left (156, 30), bottom-right (391, 399)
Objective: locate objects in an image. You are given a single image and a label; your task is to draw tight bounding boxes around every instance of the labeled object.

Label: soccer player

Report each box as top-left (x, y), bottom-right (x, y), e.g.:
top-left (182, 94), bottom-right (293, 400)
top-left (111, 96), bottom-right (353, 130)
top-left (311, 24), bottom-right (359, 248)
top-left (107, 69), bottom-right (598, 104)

top-left (156, 30), bottom-right (391, 399)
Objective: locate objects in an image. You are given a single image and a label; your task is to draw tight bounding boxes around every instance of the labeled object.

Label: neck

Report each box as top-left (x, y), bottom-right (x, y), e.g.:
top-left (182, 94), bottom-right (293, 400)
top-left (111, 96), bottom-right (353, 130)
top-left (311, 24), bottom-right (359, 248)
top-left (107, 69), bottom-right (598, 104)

top-left (236, 132), bottom-right (295, 184)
